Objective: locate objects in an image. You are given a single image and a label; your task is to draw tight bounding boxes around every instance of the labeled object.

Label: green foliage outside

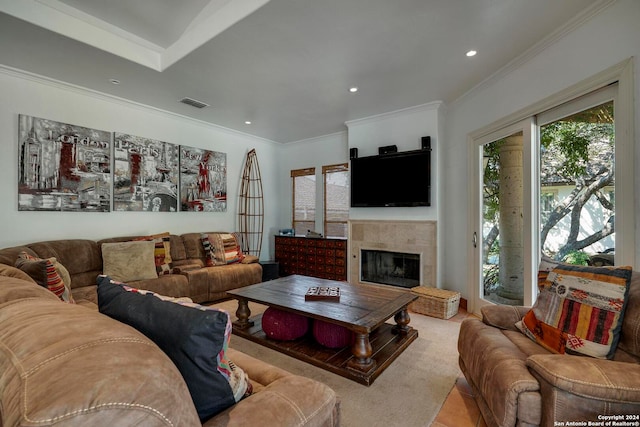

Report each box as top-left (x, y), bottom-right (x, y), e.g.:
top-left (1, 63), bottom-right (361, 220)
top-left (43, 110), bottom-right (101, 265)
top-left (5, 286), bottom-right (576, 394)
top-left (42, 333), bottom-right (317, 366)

top-left (562, 250), bottom-right (591, 266)
top-left (482, 101), bottom-right (615, 280)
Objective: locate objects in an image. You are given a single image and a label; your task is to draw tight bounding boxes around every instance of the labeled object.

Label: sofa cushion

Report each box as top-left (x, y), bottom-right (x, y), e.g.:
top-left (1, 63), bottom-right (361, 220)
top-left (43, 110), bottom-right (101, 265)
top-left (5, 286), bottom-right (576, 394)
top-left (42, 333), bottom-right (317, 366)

top-left (0, 279), bottom-right (202, 426)
top-left (0, 274), bottom-right (60, 303)
top-left (133, 232), bottom-right (174, 275)
top-left (97, 276), bottom-right (236, 421)
top-left (118, 283), bottom-right (253, 402)
top-left (28, 239), bottom-right (103, 289)
top-left (458, 317), bottom-right (541, 426)
top-left (517, 263), bottom-right (633, 359)
top-left (0, 263), bottom-right (36, 283)
top-left (618, 271), bottom-right (640, 359)
top-left (101, 240), bottom-right (158, 282)
top-left (14, 252), bottom-right (75, 303)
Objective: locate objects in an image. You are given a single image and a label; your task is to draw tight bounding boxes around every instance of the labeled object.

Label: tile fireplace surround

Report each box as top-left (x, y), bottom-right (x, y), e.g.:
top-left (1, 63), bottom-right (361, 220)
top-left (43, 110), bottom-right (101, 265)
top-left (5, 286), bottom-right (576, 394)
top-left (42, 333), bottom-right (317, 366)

top-left (348, 219), bottom-right (437, 288)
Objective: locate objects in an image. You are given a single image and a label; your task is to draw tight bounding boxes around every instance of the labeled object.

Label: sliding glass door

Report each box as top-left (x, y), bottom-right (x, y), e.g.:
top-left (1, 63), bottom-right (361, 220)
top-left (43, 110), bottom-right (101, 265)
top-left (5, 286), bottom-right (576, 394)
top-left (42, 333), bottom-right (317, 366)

top-left (471, 119), bottom-right (536, 311)
top-left (469, 81), bottom-right (630, 314)
top-left (537, 86), bottom-right (617, 265)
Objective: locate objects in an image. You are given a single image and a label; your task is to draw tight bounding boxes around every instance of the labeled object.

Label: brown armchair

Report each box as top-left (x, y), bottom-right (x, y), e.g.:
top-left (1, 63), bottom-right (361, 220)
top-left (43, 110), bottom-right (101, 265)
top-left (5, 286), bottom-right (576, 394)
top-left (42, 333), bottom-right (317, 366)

top-left (457, 271), bottom-right (640, 427)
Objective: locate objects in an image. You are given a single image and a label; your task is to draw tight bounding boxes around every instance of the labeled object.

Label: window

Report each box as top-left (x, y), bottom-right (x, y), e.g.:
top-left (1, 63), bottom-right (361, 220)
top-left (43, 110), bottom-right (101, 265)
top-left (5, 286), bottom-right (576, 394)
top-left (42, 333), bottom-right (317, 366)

top-left (323, 163), bottom-right (349, 238)
top-left (291, 167), bottom-right (315, 235)
top-left (540, 189), bottom-right (558, 222)
top-left (538, 94), bottom-right (617, 260)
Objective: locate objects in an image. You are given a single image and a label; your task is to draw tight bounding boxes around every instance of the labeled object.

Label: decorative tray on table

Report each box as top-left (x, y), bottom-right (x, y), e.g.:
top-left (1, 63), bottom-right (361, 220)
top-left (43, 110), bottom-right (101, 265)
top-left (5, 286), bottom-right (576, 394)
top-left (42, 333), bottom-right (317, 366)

top-left (305, 286), bottom-right (340, 301)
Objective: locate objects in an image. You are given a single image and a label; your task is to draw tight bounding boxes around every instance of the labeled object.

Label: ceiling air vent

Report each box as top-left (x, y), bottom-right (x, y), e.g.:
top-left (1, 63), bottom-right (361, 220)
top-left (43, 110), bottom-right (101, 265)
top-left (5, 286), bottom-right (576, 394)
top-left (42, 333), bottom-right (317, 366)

top-left (179, 97), bottom-right (209, 109)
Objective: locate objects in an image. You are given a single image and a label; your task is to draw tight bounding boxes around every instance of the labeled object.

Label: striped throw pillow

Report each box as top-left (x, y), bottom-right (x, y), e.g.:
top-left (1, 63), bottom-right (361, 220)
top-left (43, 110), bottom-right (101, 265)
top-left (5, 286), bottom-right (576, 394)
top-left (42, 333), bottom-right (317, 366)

top-left (517, 262), bottom-right (632, 359)
top-left (202, 233), bottom-right (245, 265)
top-left (15, 252), bottom-right (75, 303)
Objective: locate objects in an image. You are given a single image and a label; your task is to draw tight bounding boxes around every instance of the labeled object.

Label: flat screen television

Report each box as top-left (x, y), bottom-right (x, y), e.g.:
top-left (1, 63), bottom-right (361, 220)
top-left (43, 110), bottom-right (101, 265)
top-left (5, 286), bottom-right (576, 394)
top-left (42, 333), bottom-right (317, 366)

top-left (350, 148), bottom-right (431, 207)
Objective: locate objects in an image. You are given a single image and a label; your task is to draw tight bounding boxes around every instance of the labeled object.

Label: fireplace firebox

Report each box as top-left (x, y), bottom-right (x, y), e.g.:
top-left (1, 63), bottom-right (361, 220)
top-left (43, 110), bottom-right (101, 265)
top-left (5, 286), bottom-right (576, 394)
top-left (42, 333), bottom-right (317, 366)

top-left (360, 249), bottom-right (420, 288)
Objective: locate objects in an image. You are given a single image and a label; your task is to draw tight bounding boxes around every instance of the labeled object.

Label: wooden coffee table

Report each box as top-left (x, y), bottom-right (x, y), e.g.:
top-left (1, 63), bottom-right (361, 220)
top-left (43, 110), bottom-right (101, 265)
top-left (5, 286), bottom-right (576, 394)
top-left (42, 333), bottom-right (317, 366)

top-left (227, 275), bottom-right (418, 385)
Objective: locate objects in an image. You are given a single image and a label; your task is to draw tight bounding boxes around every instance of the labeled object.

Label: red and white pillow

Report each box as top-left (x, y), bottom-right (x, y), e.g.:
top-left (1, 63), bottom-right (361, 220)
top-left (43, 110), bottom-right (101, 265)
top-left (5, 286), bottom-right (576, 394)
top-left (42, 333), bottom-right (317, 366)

top-left (14, 252), bottom-right (75, 303)
top-left (201, 233), bottom-right (245, 266)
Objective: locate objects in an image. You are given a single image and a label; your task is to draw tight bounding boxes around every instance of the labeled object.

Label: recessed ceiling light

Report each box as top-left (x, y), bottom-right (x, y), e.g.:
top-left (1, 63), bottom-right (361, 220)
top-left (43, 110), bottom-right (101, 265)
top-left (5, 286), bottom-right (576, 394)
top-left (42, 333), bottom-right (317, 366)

top-left (109, 78), bottom-right (120, 85)
top-left (349, 87), bottom-right (358, 93)
top-left (466, 50), bottom-right (477, 57)
top-left (245, 121), bottom-right (252, 125)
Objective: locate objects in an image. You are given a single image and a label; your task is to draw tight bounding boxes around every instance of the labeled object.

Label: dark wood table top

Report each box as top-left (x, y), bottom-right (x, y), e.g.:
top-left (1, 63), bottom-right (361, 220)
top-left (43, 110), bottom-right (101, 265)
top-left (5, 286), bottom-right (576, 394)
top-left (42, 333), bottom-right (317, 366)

top-left (227, 275), bottom-right (417, 334)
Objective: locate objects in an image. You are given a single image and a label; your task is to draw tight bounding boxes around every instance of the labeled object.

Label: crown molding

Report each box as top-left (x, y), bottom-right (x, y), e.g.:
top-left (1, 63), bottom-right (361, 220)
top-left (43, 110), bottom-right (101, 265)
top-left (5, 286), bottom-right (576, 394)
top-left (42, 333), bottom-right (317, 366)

top-left (345, 101), bottom-right (443, 128)
top-left (0, 64), bottom-right (279, 145)
top-left (0, 0), bottom-right (270, 72)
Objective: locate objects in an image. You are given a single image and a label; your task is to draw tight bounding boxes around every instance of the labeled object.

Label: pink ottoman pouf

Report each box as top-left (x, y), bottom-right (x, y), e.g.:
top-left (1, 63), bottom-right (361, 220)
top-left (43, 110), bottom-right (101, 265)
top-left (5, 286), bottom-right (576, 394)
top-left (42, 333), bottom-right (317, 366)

top-left (312, 319), bottom-right (354, 348)
top-left (261, 307), bottom-right (309, 341)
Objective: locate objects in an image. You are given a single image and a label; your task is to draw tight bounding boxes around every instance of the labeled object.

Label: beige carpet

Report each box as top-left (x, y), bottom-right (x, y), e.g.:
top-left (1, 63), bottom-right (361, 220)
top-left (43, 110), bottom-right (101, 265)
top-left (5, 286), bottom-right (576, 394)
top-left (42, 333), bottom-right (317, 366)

top-left (212, 300), bottom-right (462, 427)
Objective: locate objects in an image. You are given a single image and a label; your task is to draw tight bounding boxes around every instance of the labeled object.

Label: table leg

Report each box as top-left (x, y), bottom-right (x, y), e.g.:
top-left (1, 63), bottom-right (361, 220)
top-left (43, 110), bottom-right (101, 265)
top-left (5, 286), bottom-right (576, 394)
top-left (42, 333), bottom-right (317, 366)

top-left (347, 333), bottom-right (376, 372)
top-left (393, 308), bottom-right (411, 336)
top-left (234, 298), bottom-right (254, 329)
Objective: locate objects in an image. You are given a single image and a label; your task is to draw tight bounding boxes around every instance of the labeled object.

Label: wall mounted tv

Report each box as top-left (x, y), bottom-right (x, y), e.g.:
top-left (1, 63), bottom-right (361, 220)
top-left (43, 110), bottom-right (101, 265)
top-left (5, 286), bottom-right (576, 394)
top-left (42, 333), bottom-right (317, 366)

top-left (350, 148), bottom-right (431, 207)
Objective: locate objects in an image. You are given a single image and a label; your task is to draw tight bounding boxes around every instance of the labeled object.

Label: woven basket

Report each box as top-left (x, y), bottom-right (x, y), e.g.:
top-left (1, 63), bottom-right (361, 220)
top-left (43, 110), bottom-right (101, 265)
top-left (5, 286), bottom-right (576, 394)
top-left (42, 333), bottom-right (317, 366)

top-left (409, 286), bottom-right (460, 319)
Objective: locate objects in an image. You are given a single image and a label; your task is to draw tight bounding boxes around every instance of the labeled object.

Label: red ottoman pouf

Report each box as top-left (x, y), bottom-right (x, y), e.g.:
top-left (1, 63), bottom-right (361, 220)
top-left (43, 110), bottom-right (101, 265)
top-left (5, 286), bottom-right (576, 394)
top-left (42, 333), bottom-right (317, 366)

top-left (312, 319), bottom-right (354, 348)
top-left (261, 307), bottom-right (309, 341)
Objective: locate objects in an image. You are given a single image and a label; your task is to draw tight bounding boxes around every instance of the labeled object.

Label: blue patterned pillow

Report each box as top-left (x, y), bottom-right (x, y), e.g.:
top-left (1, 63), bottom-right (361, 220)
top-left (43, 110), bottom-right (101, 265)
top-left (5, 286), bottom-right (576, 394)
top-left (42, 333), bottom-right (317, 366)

top-left (97, 276), bottom-right (235, 421)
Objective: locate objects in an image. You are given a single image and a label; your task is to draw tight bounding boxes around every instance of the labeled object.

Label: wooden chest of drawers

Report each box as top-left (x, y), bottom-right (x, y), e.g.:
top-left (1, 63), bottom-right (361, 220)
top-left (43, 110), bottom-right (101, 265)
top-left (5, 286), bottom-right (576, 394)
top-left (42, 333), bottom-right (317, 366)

top-left (274, 235), bottom-right (347, 281)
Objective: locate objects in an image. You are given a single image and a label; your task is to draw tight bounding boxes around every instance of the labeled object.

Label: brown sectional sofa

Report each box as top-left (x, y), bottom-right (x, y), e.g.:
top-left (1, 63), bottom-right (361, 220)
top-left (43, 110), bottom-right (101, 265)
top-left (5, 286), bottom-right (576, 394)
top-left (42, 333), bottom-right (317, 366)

top-left (0, 268), bottom-right (340, 426)
top-left (458, 270), bottom-right (640, 427)
top-left (0, 232), bottom-right (263, 305)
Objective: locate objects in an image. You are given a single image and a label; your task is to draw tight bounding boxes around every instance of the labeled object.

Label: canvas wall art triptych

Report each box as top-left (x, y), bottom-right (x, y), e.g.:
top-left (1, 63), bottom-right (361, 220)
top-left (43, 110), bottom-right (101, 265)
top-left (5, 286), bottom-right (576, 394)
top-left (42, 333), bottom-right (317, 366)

top-left (17, 115), bottom-right (227, 213)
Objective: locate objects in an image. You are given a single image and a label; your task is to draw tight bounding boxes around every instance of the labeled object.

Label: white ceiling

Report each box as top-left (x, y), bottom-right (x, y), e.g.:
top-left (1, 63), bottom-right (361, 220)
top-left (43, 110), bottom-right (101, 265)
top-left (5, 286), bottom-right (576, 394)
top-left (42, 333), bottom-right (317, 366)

top-left (0, 0), bottom-right (607, 143)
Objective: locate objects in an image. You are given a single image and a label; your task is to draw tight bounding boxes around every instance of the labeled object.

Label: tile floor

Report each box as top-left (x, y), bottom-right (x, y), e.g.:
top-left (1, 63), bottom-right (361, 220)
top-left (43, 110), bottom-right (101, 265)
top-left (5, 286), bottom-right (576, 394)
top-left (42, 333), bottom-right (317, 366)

top-left (430, 308), bottom-right (488, 427)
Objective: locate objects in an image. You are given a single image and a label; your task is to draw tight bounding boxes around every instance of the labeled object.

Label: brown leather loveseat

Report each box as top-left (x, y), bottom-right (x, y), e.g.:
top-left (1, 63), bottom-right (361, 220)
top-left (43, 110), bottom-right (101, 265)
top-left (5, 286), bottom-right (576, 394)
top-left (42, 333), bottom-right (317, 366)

top-left (458, 270), bottom-right (640, 426)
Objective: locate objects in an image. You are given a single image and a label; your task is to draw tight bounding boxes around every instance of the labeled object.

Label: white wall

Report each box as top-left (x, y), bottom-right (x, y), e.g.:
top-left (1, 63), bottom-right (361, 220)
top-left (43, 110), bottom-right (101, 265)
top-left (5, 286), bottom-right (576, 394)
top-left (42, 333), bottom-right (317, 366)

top-left (345, 102), bottom-right (443, 286)
top-left (442, 0), bottom-right (640, 302)
top-left (346, 101), bottom-right (442, 222)
top-left (0, 68), bottom-right (282, 260)
top-left (277, 131), bottom-right (349, 235)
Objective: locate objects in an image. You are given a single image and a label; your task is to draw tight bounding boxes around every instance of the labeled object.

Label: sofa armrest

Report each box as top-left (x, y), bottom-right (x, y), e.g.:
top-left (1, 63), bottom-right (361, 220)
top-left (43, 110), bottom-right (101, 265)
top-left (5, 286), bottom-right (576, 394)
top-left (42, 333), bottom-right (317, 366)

top-left (527, 354), bottom-right (640, 402)
top-left (241, 255), bottom-right (259, 264)
top-left (481, 305), bottom-right (530, 331)
top-left (203, 376), bottom-right (339, 427)
top-left (205, 349), bottom-right (339, 427)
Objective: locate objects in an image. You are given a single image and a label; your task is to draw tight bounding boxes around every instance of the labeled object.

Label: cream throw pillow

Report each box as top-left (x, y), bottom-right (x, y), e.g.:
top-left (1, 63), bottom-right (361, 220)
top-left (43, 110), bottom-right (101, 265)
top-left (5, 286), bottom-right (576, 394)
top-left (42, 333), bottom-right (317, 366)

top-left (102, 241), bottom-right (158, 282)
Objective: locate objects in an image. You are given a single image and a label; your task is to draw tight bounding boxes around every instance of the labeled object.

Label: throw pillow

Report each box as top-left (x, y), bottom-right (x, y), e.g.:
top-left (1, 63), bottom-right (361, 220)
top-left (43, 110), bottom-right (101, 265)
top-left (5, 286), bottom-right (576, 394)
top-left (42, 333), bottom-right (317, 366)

top-left (133, 232), bottom-right (174, 275)
top-left (201, 233), bottom-right (245, 266)
top-left (516, 261), bottom-right (632, 359)
top-left (210, 233), bottom-right (245, 265)
top-left (101, 240), bottom-right (158, 282)
top-left (15, 252), bottom-right (75, 303)
top-left (96, 276), bottom-right (237, 421)
top-left (201, 233), bottom-right (224, 267)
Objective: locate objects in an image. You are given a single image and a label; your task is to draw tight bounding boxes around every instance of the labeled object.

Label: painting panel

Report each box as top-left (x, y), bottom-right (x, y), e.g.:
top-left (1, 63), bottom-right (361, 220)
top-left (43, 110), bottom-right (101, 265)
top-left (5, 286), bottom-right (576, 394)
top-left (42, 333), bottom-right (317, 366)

top-left (180, 145), bottom-right (227, 212)
top-left (18, 115), bottom-right (111, 212)
top-left (113, 133), bottom-right (178, 212)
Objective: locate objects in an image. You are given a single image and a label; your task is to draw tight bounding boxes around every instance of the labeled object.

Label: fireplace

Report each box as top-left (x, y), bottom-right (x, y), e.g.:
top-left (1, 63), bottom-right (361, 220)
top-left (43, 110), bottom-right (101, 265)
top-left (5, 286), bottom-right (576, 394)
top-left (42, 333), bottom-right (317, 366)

top-left (360, 249), bottom-right (420, 288)
top-left (348, 219), bottom-right (437, 288)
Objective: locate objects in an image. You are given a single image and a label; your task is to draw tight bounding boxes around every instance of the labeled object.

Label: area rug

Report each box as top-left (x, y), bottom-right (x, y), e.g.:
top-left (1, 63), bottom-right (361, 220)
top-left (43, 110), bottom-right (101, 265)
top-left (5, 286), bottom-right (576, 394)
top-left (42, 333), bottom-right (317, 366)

top-left (212, 300), bottom-right (462, 427)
